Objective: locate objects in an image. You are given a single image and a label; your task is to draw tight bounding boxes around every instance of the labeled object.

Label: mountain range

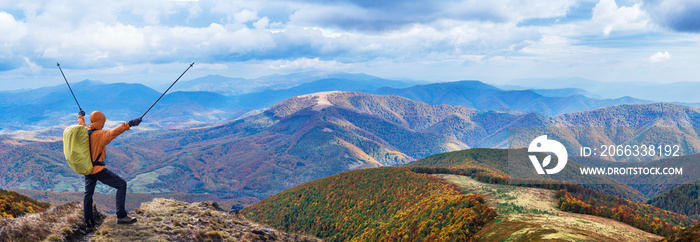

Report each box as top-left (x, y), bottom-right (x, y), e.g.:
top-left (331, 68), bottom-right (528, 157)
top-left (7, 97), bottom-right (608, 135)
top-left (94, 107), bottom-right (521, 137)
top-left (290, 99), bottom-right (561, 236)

top-left (1, 72), bottom-right (673, 142)
top-left (4, 91), bottom-right (700, 204)
top-left (0, 73), bottom-right (417, 139)
top-left (3, 91), bottom-right (535, 200)
top-left (170, 72), bottom-right (415, 96)
top-left (0, 80), bottom-right (240, 138)
top-left (510, 77), bottom-right (700, 103)
top-left (3, 73), bottom-right (700, 240)
top-left (375, 80), bottom-right (651, 116)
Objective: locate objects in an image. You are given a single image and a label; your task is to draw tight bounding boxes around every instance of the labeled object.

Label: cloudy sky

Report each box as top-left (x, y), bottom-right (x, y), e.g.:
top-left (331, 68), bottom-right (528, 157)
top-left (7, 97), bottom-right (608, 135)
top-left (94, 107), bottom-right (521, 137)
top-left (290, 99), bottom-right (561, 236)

top-left (1, 0), bottom-right (699, 90)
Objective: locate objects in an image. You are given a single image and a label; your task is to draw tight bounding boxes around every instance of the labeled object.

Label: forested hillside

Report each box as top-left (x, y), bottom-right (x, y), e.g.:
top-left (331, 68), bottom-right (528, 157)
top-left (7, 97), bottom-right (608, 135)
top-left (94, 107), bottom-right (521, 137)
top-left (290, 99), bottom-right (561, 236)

top-left (554, 189), bottom-right (695, 236)
top-left (647, 178), bottom-right (700, 220)
top-left (243, 167), bottom-right (496, 242)
top-left (0, 189), bottom-right (51, 218)
top-left (407, 148), bottom-right (648, 202)
top-left (660, 223), bottom-right (700, 242)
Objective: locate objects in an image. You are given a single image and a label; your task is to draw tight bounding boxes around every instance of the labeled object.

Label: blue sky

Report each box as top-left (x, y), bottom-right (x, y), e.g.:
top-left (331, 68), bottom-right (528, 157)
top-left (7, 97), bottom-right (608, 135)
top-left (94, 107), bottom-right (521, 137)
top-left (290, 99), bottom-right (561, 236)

top-left (0, 0), bottom-right (699, 90)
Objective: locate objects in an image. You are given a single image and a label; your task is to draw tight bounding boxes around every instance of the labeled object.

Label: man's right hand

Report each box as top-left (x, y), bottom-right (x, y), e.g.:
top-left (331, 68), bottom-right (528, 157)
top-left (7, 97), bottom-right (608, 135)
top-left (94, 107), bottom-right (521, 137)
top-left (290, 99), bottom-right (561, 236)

top-left (79, 110), bottom-right (85, 116)
top-left (128, 117), bottom-right (142, 127)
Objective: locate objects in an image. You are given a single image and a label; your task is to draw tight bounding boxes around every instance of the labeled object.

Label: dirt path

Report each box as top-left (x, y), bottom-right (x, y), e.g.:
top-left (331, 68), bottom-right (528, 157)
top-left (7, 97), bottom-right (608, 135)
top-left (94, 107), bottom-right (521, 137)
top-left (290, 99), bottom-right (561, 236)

top-left (434, 174), bottom-right (663, 242)
top-left (66, 209), bottom-right (105, 242)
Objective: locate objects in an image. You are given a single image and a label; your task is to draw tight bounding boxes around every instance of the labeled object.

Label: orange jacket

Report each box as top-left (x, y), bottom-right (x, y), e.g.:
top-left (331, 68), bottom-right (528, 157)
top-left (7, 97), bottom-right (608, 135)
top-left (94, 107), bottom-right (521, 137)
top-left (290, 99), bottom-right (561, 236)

top-left (78, 111), bottom-right (131, 175)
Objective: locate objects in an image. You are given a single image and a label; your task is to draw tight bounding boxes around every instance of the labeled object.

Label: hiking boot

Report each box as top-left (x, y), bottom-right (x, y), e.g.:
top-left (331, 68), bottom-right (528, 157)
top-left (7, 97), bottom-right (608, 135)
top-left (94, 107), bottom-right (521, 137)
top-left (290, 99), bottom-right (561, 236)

top-left (83, 219), bottom-right (96, 233)
top-left (117, 216), bottom-right (137, 224)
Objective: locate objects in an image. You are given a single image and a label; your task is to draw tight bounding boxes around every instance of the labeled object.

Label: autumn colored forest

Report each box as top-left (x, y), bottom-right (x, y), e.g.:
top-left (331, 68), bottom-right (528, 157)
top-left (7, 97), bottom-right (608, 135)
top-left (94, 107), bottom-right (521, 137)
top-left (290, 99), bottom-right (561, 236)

top-left (410, 166), bottom-right (697, 237)
top-left (647, 178), bottom-right (700, 220)
top-left (244, 167), bottom-right (497, 242)
top-left (0, 189), bottom-right (51, 218)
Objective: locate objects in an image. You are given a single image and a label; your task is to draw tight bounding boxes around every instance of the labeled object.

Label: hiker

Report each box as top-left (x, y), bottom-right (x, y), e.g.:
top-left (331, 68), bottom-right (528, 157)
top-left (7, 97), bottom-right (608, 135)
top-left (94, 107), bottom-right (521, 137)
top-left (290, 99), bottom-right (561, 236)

top-left (78, 110), bottom-right (142, 229)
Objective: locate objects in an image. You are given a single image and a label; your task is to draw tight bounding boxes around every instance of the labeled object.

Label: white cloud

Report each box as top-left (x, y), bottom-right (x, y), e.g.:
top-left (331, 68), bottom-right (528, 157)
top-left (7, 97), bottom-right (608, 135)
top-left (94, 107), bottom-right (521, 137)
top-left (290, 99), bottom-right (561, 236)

top-left (0, 12), bottom-right (26, 43)
top-left (253, 17), bottom-right (270, 29)
top-left (448, 0), bottom-right (576, 22)
top-left (0, 0), bottom-right (699, 90)
top-left (592, 0), bottom-right (650, 37)
top-left (0, 1), bottom-right (590, 71)
top-left (233, 9), bottom-right (259, 24)
top-left (649, 51), bottom-right (671, 62)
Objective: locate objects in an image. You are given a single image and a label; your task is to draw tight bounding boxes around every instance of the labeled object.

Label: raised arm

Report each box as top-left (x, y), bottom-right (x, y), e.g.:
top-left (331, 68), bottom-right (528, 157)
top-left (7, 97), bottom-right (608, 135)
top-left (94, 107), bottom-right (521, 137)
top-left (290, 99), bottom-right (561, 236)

top-left (103, 117), bottom-right (142, 143)
top-left (104, 122), bottom-right (131, 143)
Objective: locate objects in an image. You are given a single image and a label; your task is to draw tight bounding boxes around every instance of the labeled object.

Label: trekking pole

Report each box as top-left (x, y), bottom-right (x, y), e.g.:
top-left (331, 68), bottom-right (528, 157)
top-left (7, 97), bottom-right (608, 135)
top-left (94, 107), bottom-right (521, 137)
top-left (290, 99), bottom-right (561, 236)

top-left (57, 62), bottom-right (83, 111)
top-left (140, 62), bottom-right (195, 118)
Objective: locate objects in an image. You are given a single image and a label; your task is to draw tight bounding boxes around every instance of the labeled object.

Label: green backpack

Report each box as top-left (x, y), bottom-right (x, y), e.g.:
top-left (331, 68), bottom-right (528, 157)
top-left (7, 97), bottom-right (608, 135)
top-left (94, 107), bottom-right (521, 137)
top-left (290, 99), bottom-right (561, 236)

top-left (63, 125), bottom-right (95, 175)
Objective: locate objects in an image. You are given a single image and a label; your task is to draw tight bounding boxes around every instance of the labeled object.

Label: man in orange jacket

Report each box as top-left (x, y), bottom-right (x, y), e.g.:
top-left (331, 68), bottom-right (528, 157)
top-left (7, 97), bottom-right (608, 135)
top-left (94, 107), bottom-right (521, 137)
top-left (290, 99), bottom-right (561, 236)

top-left (78, 110), bottom-right (142, 230)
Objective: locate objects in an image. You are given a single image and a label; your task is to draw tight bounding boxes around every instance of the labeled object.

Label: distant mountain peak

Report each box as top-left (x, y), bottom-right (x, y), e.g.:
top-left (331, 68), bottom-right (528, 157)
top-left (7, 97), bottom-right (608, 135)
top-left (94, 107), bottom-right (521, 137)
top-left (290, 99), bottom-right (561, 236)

top-left (267, 91), bottom-right (348, 117)
top-left (74, 79), bottom-right (105, 86)
top-left (297, 91), bottom-right (343, 111)
top-left (406, 80), bottom-right (500, 91)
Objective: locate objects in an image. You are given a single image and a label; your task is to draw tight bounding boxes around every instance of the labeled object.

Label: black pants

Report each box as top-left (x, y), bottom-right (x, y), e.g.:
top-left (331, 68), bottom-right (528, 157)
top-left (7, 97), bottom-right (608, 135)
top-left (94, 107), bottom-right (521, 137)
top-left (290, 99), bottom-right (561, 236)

top-left (84, 168), bottom-right (128, 220)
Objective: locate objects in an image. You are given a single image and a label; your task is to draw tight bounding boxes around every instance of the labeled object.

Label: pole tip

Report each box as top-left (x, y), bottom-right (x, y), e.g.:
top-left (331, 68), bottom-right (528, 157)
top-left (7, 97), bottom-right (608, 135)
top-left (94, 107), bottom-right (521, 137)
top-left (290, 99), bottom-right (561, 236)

top-left (190, 62), bottom-right (195, 67)
top-left (57, 62), bottom-right (60, 66)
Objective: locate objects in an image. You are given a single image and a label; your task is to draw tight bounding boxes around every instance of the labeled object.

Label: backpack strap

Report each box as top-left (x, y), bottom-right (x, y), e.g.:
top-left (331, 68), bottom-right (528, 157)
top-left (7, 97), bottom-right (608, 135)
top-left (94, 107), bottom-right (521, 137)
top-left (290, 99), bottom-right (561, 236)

top-left (87, 129), bottom-right (105, 167)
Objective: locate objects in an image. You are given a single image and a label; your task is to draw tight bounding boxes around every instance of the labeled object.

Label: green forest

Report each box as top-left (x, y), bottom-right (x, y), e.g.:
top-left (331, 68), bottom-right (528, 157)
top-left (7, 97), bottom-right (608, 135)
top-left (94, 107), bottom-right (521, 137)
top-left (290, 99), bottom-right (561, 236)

top-left (647, 178), bottom-right (700, 220)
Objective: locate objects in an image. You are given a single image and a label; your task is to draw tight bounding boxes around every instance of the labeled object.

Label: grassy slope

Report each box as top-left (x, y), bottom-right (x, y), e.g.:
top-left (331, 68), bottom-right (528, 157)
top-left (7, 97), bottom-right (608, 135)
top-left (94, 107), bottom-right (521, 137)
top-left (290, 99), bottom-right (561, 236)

top-left (243, 167), bottom-right (496, 242)
top-left (0, 202), bottom-right (105, 241)
top-left (0, 198), bottom-right (318, 242)
top-left (92, 198), bottom-right (320, 242)
top-left (12, 189), bottom-right (255, 214)
top-left (438, 174), bottom-right (662, 241)
top-left (406, 148), bottom-right (648, 202)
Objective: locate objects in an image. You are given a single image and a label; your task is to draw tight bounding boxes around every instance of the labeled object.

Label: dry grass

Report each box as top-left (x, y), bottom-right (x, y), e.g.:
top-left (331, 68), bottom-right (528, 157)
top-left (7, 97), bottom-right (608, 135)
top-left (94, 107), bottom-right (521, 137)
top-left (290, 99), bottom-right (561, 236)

top-left (435, 174), bottom-right (663, 242)
top-left (0, 202), bottom-right (104, 242)
top-left (92, 198), bottom-right (321, 242)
